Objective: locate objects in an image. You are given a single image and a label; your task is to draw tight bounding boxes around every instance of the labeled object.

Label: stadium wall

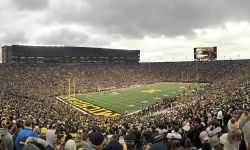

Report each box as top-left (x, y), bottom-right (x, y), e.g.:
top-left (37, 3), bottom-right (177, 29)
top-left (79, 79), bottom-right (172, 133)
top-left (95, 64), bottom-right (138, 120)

top-left (1, 45), bottom-right (140, 63)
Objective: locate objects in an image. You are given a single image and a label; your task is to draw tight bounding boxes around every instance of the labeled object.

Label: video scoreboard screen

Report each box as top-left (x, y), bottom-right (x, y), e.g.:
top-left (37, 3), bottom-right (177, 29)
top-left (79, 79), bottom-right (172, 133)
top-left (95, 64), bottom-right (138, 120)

top-left (194, 47), bottom-right (217, 61)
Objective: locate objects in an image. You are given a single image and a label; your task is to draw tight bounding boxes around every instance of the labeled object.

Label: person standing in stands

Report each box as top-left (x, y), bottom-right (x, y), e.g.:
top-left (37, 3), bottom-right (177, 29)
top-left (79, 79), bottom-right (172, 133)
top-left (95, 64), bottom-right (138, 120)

top-left (217, 110), bottom-right (223, 127)
top-left (45, 124), bottom-right (56, 150)
top-left (15, 119), bottom-right (38, 150)
top-left (220, 118), bottom-right (242, 150)
top-left (191, 118), bottom-right (205, 149)
top-left (240, 116), bottom-right (250, 150)
top-left (0, 120), bottom-right (14, 150)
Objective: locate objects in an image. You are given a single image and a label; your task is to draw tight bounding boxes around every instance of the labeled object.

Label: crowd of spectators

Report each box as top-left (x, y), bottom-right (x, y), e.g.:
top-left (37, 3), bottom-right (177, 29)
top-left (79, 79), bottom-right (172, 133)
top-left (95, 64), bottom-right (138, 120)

top-left (0, 59), bottom-right (250, 150)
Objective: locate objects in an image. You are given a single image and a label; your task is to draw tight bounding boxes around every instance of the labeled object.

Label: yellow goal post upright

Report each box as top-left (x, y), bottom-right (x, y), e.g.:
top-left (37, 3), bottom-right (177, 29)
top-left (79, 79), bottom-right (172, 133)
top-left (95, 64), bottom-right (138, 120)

top-left (68, 78), bottom-right (71, 98)
top-left (68, 78), bottom-right (76, 98)
top-left (73, 78), bottom-right (76, 98)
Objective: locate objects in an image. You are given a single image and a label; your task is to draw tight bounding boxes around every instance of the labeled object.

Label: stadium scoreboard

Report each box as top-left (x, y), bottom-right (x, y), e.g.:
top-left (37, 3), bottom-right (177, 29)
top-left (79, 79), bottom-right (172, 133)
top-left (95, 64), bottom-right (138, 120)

top-left (194, 47), bottom-right (217, 61)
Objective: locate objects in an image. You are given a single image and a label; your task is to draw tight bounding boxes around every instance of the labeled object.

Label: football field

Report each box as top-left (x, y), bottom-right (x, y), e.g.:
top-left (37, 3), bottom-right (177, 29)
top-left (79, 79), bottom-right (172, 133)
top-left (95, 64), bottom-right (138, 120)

top-left (60, 82), bottom-right (204, 115)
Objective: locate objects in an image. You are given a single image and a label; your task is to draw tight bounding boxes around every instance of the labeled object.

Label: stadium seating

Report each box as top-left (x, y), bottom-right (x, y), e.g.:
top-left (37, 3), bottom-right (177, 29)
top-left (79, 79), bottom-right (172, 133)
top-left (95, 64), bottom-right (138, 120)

top-left (0, 60), bottom-right (249, 149)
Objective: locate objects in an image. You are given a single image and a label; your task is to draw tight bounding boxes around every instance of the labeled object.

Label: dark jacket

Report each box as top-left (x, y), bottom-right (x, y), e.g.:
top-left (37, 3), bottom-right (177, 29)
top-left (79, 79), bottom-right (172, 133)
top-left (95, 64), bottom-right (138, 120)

top-left (192, 124), bottom-right (205, 149)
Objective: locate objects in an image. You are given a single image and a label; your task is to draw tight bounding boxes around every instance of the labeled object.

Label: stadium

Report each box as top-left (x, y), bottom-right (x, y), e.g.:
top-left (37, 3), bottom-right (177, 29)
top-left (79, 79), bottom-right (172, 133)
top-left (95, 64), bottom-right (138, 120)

top-left (1, 1), bottom-right (250, 149)
top-left (0, 44), bottom-right (249, 150)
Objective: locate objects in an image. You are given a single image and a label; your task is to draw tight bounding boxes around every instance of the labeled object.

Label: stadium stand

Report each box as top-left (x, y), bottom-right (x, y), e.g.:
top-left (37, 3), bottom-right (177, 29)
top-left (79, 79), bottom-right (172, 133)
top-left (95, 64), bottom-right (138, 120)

top-left (0, 60), bottom-right (249, 149)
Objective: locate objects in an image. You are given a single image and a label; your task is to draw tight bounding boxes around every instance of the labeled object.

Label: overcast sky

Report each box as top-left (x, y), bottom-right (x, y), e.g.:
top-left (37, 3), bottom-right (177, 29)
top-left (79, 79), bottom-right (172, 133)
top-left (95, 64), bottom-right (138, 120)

top-left (0, 0), bottom-right (250, 62)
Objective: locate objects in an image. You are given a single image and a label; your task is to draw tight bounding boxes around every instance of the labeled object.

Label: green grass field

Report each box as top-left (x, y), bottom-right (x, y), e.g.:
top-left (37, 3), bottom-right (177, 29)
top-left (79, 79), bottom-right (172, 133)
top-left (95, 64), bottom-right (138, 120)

top-left (75, 82), bottom-right (204, 114)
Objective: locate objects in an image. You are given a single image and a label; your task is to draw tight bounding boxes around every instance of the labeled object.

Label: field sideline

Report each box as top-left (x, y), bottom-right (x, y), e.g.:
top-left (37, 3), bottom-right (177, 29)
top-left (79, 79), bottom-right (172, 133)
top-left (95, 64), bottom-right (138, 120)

top-left (59, 82), bottom-right (204, 115)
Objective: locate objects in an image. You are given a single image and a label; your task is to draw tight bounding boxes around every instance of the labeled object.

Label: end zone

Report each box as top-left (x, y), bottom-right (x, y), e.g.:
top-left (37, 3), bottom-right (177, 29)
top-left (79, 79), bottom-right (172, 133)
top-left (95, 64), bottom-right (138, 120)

top-left (57, 96), bottom-right (121, 117)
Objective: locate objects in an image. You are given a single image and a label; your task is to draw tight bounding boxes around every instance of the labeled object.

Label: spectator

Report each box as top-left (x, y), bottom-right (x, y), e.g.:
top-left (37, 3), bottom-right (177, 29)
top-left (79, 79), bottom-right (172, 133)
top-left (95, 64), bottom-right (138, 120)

top-left (192, 118), bottom-right (205, 149)
top-left (0, 123), bottom-right (14, 150)
top-left (150, 133), bottom-right (170, 150)
top-left (45, 126), bottom-right (56, 150)
top-left (200, 142), bottom-right (212, 150)
top-left (220, 118), bottom-right (242, 150)
top-left (21, 143), bottom-right (40, 150)
top-left (240, 116), bottom-right (250, 150)
top-left (15, 119), bottom-right (39, 150)
top-left (172, 140), bottom-right (184, 150)
top-left (24, 136), bottom-right (47, 150)
top-left (216, 110), bottom-right (223, 127)
top-left (167, 126), bottom-right (182, 141)
top-left (184, 138), bottom-right (197, 150)
top-left (64, 139), bottom-right (76, 150)
top-left (124, 133), bottom-right (138, 150)
top-left (81, 132), bottom-right (92, 150)
top-left (200, 131), bottom-right (209, 144)
top-left (106, 139), bottom-right (123, 150)
top-left (90, 132), bottom-right (105, 150)
top-left (205, 121), bottom-right (222, 137)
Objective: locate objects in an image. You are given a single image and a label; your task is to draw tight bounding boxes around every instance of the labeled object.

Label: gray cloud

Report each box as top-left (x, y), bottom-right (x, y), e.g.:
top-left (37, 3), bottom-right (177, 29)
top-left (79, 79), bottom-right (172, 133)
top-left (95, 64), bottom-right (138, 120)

top-left (1, 0), bottom-right (250, 62)
top-left (11, 0), bottom-right (49, 10)
top-left (87, 38), bottom-right (111, 48)
top-left (47, 0), bottom-right (250, 38)
top-left (1, 32), bottom-right (28, 44)
top-left (0, 31), bottom-right (28, 63)
top-left (36, 27), bottom-right (89, 46)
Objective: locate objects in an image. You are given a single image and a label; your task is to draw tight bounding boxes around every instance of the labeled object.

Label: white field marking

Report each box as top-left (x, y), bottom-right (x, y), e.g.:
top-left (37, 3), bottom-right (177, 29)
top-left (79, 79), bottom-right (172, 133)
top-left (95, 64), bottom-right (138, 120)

top-left (141, 101), bottom-right (148, 103)
top-left (153, 97), bottom-right (161, 100)
top-left (128, 111), bottom-right (141, 115)
top-left (164, 95), bottom-right (169, 97)
top-left (127, 104), bottom-right (135, 107)
top-left (179, 89), bottom-right (183, 91)
top-left (172, 92), bottom-right (176, 93)
top-left (111, 92), bottom-right (119, 95)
